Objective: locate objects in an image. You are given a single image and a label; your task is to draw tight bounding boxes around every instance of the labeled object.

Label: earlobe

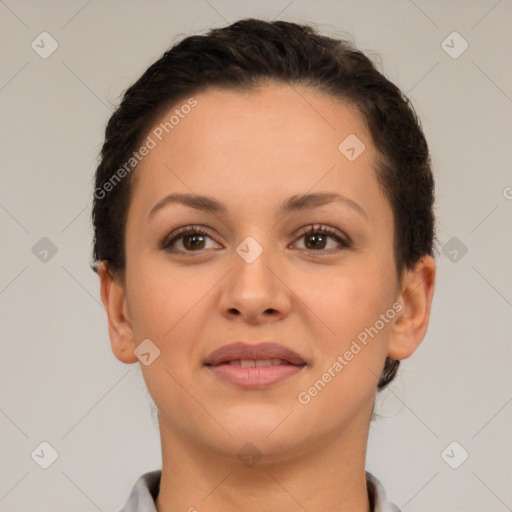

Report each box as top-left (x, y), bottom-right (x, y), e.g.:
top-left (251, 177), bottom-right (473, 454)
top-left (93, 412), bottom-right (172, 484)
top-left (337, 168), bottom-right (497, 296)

top-left (97, 261), bottom-right (138, 364)
top-left (387, 255), bottom-right (436, 360)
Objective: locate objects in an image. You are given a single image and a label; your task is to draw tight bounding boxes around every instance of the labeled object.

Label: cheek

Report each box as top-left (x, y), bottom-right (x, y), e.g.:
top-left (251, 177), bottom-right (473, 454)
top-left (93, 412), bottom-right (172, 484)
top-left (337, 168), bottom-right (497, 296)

top-left (126, 257), bottom-right (205, 341)
top-left (299, 263), bottom-right (389, 339)
top-left (127, 263), bottom-right (209, 408)
top-left (299, 260), bottom-right (393, 392)
top-left (294, 272), bottom-right (390, 422)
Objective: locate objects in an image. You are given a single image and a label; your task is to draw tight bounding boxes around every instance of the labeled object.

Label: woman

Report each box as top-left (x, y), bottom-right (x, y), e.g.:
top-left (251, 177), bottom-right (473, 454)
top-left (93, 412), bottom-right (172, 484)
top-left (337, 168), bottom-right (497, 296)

top-left (92, 18), bottom-right (436, 512)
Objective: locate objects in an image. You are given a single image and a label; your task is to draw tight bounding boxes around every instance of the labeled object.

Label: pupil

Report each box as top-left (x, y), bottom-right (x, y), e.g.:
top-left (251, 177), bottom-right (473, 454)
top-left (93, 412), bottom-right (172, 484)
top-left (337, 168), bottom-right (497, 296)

top-left (185, 235), bottom-right (204, 250)
top-left (306, 233), bottom-right (325, 250)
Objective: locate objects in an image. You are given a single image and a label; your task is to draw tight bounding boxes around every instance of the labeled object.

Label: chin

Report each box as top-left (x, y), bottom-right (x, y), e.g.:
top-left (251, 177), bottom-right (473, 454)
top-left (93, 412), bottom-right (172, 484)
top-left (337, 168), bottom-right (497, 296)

top-left (207, 432), bottom-right (307, 466)
top-left (204, 411), bottom-right (311, 457)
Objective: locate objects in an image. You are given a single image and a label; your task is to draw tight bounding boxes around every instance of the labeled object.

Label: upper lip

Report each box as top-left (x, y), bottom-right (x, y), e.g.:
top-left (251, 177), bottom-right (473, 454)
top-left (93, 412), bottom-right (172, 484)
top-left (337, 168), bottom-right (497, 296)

top-left (204, 342), bottom-right (307, 366)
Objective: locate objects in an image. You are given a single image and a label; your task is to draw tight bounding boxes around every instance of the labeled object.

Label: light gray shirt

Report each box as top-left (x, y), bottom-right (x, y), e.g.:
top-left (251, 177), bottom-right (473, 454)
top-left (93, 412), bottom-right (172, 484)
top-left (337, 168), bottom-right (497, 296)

top-left (119, 469), bottom-right (401, 511)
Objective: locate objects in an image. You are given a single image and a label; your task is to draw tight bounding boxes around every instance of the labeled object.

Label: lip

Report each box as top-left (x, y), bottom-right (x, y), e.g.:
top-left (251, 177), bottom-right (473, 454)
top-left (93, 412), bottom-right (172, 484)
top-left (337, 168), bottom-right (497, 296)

top-left (204, 342), bottom-right (306, 366)
top-left (204, 342), bottom-right (307, 389)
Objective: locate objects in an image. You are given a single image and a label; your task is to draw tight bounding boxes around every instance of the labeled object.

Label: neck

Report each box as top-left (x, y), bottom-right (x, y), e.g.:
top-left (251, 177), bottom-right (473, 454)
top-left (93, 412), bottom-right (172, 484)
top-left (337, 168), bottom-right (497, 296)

top-left (155, 411), bottom-right (372, 512)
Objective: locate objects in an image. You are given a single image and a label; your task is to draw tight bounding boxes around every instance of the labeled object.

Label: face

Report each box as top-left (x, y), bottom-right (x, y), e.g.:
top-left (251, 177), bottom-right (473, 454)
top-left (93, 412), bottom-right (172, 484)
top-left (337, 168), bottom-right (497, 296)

top-left (100, 82), bottom-right (434, 462)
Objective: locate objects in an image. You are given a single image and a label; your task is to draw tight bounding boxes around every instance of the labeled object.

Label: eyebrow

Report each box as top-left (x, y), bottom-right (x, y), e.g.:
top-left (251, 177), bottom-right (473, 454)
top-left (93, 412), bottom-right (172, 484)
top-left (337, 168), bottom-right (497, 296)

top-left (148, 191), bottom-right (368, 220)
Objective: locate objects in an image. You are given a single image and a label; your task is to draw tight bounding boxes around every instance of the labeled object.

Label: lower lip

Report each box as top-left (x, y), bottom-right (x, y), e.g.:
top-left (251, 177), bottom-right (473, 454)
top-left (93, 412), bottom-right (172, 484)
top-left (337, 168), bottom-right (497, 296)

top-left (206, 363), bottom-right (305, 389)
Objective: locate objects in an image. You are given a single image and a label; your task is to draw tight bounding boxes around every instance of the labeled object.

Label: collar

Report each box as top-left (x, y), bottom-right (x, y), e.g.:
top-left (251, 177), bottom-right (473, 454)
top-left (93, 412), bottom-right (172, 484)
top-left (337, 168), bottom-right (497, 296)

top-left (119, 469), bottom-right (401, 512)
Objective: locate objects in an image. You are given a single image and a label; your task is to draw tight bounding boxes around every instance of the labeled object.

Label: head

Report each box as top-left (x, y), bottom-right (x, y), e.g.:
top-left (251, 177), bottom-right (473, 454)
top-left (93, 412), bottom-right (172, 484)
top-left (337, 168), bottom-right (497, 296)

top-left (92, 19), bottom-right (436, 459)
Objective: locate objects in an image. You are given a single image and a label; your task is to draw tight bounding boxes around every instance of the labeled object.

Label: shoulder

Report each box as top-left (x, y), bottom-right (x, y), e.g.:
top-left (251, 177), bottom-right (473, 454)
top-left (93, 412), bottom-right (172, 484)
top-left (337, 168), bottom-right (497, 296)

top-left (366, 471), bottom-right (402, 512)
top-left (118, 469), bottom-right (161, 512)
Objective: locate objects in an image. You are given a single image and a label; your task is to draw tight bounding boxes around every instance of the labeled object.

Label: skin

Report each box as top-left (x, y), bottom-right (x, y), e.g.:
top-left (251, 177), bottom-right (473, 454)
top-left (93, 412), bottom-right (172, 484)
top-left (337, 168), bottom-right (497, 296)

top-left (98, 82), bottom-right (436, 512)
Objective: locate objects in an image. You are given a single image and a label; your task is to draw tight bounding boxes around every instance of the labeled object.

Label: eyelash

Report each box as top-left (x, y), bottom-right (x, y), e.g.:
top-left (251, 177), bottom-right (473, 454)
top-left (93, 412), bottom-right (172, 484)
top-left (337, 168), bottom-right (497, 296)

top-left (161, 224), bottom-right (351, 255)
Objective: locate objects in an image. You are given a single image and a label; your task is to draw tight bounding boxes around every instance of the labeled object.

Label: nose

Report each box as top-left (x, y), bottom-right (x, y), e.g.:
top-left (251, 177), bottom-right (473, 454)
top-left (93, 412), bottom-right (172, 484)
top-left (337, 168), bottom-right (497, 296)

top-left (218, 236), bottom-right (292, 324)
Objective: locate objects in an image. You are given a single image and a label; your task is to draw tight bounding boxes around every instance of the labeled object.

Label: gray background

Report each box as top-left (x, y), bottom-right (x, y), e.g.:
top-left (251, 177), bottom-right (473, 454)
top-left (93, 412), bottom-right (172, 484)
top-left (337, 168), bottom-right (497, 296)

top-left (1, 0), bottom-right (511, 510)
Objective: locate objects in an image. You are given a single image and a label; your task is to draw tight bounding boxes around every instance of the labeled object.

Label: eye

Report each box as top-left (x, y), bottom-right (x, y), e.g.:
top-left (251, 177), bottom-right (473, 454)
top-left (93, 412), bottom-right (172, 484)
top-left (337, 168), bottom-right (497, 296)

top-left (162, 225), bottom-right (221, 254)
top-left (292, 224), bottom-right (351, 253)
top-left (162, 223), bottom-right (351, 255)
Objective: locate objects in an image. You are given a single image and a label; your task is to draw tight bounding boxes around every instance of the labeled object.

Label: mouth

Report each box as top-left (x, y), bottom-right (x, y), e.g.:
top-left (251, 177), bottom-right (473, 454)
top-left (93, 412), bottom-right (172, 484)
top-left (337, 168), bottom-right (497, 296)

top-left (204, 342), bottom-right (307, 389)
top-left (218, 359), bottom-right (299, 367)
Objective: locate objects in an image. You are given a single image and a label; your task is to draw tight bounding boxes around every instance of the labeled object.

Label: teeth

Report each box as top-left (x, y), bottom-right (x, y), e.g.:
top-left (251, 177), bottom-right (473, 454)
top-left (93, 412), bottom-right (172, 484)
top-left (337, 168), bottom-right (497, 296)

top-left (229, 359), bottom-right (285, 367)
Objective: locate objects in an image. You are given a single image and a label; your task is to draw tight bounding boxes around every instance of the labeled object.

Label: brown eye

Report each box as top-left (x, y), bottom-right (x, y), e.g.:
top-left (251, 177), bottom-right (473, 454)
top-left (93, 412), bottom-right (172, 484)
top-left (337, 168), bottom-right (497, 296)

top-left (294, 225), bottom-right (351, 253)
top-left (304, 232), bottom-right (328, 250)
top-left (162, 224), bottom-right (350, 256)
top-left (162, 226), bottom-right (220, 254)
top-left (181, 233), bottom-right (207, 250)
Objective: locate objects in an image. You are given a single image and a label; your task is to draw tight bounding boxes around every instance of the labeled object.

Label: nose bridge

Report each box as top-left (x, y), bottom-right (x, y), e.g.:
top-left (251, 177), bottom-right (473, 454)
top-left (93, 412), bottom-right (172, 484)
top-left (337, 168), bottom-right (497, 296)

top-left (220, 231), bottom-right (289, 320)
top-left (233, 233), bottom-right (276, 291)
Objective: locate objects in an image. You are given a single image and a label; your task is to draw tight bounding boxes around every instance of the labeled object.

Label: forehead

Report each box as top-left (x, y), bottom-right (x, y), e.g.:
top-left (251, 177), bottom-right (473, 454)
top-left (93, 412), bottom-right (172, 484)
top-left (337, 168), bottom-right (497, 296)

top-left (128, 83), bottom-right (388, 223)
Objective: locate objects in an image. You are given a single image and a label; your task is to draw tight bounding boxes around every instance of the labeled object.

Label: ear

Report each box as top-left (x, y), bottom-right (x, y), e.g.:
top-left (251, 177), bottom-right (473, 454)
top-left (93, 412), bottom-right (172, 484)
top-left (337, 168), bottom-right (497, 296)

top-left (97, 261), bottom-right (138, 364)
top-left (387, 255), bottom-right (436, 360)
